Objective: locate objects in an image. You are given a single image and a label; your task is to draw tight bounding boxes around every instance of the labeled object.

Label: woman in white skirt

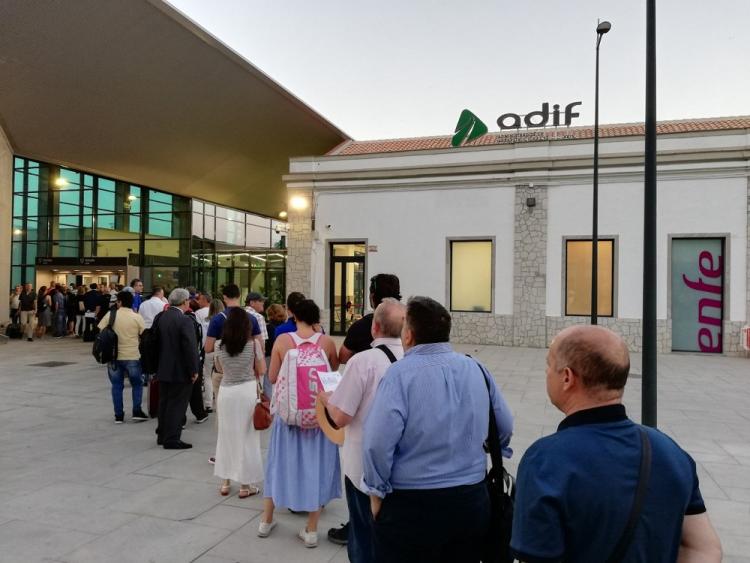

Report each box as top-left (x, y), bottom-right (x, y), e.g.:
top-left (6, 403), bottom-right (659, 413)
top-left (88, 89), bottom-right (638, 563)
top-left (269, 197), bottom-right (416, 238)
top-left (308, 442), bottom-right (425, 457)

top-left (214, 307), bottom-right (266, 498)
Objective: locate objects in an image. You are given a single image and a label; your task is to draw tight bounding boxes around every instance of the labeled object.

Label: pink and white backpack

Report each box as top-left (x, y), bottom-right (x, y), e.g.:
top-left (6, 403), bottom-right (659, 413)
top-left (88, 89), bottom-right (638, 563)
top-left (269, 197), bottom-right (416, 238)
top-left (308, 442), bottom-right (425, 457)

top-left (271, 332), bottom-right (330, 429)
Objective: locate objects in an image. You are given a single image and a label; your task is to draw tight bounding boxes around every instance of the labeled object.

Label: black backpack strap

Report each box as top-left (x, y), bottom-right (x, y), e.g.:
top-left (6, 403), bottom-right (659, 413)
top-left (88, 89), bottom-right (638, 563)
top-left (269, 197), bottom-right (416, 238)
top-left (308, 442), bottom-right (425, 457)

top-left (477, 362), bottom-right (504, 474)
top-left (108, 308), bottom-right (117, 328)
top-left (606, 427), bottom-right (652, 563)
top-left (375, 344), bottom-right (398, 364)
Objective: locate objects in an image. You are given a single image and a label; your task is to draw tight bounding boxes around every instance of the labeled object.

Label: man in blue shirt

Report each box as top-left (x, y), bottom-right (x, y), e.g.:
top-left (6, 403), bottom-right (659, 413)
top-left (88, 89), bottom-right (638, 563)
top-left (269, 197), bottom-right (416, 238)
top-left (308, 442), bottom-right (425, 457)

top-left (204, 284), bottom-right (261, 356)
top-left (511, 325), bottom-right (722, 563)
top-left (130, 278), bottom-right (144, 312)
top-left (362, 296), bottom-right (513, 563)
top-left (273, 291), bottom-right (305, 337)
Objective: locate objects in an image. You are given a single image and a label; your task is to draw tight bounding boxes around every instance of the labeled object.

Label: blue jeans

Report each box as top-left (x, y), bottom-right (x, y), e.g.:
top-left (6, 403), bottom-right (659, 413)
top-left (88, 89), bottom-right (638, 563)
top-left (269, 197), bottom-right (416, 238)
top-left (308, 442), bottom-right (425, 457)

top-left (107, 360), bottom-right (144, 417)
top-left (346, 476), bottom-right (376, 563)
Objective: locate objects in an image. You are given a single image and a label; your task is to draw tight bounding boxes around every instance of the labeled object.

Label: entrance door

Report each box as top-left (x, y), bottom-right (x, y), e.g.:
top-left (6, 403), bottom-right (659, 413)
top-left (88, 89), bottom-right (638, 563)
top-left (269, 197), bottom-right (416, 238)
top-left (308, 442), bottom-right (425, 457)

top-left (671, 237), bottom-right (725, 353)
top-left (329, 243), bottom-right (366, 335)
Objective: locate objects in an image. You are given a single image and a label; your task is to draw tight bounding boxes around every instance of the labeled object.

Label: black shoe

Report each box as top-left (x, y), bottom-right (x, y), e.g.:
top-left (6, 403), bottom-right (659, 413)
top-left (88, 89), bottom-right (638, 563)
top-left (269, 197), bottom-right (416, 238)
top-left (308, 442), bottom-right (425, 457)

top-left (163, 441), bottom-right (192, 449)
top-left (205, 406), bottom-right (213, 413)
top-left (327, 522), bottom-right (349, 545)
top-left (195, 414), bottom-right (209, 424)
top-left (27, 338), bottom-right (32, 342)
top-left (114, 414), bottom-right (125, 424)
top-left (157, 439), bottom-right (164, 446)
top-left (132, 410), bottom-right (149, 422)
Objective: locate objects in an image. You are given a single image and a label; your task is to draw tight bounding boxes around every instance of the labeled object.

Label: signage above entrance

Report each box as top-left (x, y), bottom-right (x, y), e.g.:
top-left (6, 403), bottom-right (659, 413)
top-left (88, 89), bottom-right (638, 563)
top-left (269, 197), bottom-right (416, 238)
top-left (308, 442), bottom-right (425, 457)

top-left (36, 257), bottom-right (128, 267)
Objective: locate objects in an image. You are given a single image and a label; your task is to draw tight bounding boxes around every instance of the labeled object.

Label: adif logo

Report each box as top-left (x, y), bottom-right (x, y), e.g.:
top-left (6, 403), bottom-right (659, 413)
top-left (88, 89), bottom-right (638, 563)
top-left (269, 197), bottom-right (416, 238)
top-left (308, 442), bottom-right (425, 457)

top-left (451, 109), bottom-right (488, 147)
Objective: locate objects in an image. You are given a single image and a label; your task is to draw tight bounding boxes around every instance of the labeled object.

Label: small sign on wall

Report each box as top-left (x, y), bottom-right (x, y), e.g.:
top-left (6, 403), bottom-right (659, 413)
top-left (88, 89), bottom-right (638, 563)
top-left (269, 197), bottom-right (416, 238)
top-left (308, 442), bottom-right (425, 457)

top-left (368, 245), bottom-right (378, 253)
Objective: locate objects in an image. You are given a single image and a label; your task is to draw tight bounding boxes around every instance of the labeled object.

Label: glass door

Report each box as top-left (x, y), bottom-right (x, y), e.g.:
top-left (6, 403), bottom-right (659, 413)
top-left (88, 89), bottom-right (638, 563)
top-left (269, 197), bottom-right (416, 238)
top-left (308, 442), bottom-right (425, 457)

top-left (330, 243), bottom-right (366, 335)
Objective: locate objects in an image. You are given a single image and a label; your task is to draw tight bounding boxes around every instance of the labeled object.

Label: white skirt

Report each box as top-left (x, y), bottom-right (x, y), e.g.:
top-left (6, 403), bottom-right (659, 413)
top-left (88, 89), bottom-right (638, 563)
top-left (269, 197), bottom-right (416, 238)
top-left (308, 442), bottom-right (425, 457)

top-left (214, 380), bottom-right (264, 485)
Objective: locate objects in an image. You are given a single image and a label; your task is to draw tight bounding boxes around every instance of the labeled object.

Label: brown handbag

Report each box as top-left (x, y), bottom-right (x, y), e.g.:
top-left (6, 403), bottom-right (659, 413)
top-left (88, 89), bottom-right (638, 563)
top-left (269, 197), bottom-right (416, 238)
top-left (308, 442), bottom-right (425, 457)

top-left (253, 378), bottom-right (272, 430)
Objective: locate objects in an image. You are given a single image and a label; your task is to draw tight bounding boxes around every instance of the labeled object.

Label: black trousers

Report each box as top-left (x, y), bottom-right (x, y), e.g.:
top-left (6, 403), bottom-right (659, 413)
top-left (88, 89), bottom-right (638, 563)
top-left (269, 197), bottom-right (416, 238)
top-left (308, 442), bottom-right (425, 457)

top-left (157, 381), bottom-right (192, 446)
top-left (373, 481), bottom-right (490, 563)
top-left (187, 371), bottom-right (207, 420)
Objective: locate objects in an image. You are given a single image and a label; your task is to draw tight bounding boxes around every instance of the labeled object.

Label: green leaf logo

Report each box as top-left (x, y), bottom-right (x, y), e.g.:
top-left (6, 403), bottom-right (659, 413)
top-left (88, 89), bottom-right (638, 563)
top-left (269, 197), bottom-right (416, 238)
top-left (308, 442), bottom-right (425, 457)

top-left (451, 109), bottom-right (488, 147)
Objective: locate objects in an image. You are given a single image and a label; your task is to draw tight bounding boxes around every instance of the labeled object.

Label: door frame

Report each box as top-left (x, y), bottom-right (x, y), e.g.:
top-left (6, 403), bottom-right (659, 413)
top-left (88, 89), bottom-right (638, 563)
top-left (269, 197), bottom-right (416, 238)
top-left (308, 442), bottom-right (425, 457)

top-left (328, 241), bottom-right (367, 336)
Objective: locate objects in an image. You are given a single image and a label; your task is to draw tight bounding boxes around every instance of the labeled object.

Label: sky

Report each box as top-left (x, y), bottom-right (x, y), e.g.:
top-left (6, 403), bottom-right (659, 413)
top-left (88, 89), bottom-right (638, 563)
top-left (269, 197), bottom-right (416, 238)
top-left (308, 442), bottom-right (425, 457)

top-left (169, 0), bottom-right (750, 141)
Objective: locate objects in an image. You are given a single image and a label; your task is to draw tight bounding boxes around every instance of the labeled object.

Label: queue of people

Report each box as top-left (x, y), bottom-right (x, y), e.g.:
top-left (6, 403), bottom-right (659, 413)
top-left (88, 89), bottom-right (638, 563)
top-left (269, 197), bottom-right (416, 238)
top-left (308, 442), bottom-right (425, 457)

top-left (6, 272), bottom-right (723, 562)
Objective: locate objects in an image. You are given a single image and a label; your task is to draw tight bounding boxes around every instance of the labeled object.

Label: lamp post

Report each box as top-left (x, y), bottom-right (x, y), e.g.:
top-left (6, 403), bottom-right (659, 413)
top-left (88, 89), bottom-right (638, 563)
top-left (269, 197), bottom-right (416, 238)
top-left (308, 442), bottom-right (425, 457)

top-left (591, 20), bottom-right (611, 325)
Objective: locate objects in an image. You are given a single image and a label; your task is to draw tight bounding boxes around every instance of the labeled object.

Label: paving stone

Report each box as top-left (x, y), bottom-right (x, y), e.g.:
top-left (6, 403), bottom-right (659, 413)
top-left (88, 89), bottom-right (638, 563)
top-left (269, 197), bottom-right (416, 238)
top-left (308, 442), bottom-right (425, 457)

top-left (0, 519), bottom-right (97, 563)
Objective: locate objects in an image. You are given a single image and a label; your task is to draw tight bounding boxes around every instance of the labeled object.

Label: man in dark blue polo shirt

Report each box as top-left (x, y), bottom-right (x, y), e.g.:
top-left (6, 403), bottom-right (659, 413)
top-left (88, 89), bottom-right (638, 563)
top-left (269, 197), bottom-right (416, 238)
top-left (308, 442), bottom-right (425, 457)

top-left (511, 325), bottom-right (722, 563)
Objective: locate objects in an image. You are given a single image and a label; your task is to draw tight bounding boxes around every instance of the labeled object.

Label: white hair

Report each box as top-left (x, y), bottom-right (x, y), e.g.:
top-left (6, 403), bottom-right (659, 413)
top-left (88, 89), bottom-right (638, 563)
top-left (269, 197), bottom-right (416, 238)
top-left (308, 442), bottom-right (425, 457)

top-left (168, 288), bottom-right (190, 306)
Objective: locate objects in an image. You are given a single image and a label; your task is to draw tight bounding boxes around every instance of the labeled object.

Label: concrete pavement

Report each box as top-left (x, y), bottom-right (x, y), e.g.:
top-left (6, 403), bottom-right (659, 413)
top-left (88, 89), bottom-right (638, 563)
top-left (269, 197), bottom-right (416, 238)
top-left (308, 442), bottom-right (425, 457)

top-left (0, 336), bottom-right (748, 562)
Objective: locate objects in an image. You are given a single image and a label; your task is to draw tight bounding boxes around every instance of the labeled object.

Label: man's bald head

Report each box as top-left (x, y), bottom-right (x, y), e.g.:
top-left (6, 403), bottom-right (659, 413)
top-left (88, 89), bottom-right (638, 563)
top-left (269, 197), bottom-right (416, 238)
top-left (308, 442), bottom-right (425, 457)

top-left (552, 325), bottom-right (630, 391)
top-left (373, 298), bottom-right (406, 339)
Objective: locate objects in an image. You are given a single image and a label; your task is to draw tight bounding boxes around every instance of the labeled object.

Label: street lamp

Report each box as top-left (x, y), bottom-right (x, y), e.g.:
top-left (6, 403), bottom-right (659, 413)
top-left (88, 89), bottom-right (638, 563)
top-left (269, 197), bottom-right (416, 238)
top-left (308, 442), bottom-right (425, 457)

top-left (591, 20), bottom-right (611, 325)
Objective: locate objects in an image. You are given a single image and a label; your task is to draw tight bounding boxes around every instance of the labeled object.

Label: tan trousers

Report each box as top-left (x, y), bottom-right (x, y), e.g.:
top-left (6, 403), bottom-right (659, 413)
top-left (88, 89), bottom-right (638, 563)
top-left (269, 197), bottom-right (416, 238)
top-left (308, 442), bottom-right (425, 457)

top-left (19, 310), bottom-right (35, 339)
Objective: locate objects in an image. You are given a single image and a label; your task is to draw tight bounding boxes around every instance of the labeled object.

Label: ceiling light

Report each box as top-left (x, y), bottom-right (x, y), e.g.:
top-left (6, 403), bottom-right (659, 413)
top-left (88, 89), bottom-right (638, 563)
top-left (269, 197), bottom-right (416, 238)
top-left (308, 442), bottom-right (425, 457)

top-left (289, 196), bottom-right (308, 211)
top-left (278, 210), bottom-right (288, 219)
top-left (127, 195), bottom-right (138, 201)
top-left (13, 228), bottom-right (23, 235)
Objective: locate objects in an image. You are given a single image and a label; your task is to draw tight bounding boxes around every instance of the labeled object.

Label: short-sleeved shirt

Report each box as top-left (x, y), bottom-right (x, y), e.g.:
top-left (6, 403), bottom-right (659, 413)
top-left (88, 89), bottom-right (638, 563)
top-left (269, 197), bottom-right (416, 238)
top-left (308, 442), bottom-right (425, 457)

top-left (246, 307), bottom-right (268, 340)
top-left (206, 307), bottom-right (260, 340)
top-left (329, 337), bottom-right (404, 493)
top-left (19, 291), bottom-right (36, 311)
top-left (273, 317), bottom-right (296, 336)
top-left (510, 404), bottom-right (706, 563)
top-left (83, 291), bottom-right (100, 312)
top-left (342, 313), bottom-right (374, 355)
top-left (98, 308), bottom-right (145, 361)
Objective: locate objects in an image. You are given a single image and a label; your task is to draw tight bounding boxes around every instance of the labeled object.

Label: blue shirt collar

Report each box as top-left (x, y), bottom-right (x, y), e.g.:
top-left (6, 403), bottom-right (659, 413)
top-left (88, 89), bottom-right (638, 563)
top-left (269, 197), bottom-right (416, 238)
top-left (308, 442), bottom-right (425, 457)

top-left (404, 342), bottom-right (453, 357)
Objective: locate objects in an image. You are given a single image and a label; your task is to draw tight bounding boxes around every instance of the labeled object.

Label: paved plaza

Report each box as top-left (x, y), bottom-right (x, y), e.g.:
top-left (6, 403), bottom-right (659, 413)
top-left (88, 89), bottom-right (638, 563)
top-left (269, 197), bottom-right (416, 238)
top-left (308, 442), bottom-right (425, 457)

top-left (0, 336), bottom-right (748, 562)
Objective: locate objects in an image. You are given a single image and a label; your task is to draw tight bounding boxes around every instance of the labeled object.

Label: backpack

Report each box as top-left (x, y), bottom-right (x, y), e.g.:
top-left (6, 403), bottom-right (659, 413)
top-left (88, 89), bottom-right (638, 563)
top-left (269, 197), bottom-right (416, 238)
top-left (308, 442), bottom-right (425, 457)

top-left (272, 332), bottom-right (330, 428)
top-left (92, 308), bottom-right (118, 364)
top-left (139, 311), bottom-right (163, 374)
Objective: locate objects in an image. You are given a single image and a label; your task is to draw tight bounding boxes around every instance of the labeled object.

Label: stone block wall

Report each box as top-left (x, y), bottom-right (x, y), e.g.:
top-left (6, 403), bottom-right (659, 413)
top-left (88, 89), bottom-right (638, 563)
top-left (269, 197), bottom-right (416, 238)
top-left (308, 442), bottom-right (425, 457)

top-left (513, 185), bottom-right (547, 347)
top-left (451, 312), bottom-right (514, 346)
top-left (285, 190), bottom-right (313, 297)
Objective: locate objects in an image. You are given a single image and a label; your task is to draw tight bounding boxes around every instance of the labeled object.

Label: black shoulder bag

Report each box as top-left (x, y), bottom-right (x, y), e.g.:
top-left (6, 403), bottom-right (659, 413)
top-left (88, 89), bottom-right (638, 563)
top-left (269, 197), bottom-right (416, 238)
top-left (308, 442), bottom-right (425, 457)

top-left (605, 427), bottom-right (652, 563)
top-left (375, 344), bottom-right (398, 364)
top-left (92, 308), bottom-right (118, 364)
top-left (478, 364), bottom-right (515, 563)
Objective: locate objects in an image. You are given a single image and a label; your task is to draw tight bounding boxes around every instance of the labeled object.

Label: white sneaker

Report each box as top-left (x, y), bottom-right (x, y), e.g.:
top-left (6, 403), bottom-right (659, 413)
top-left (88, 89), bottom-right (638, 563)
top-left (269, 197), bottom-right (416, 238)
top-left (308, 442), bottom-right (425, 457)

top-left (258, 520), bottom-right (276, 538)
top-left (298, 527), bottom-right (318, 548)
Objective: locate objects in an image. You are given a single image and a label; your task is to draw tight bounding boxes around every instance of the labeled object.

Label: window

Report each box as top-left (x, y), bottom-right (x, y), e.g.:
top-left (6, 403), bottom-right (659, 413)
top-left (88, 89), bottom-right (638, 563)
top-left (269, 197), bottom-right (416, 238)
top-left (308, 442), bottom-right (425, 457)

top-left (565, 239), bottom-right (614, 317)
top-left (449, 240), bottom-right (493, 312)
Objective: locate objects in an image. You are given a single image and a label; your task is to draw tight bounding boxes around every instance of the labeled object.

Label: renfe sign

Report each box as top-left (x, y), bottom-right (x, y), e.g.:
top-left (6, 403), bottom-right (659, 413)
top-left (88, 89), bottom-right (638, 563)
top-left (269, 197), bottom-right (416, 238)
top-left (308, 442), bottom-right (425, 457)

top-left (671, 238), bottom-right (724, 353)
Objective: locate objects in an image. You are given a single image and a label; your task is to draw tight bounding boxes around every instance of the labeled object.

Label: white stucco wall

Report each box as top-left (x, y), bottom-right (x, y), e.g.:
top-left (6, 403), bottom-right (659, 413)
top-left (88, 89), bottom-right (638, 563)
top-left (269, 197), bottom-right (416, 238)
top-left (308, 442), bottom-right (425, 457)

top-left (547, 176), bottom-right (747, 321)
top-left (311, 186), bottom-right (516, 314)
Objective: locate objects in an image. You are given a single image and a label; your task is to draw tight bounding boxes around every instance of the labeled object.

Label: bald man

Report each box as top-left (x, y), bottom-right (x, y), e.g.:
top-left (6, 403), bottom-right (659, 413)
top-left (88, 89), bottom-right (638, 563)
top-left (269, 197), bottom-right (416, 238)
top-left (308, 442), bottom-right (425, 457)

top-left (319, 298), bottom-right (405, 563)
top-left (511, 326), bottom-right (722, 563)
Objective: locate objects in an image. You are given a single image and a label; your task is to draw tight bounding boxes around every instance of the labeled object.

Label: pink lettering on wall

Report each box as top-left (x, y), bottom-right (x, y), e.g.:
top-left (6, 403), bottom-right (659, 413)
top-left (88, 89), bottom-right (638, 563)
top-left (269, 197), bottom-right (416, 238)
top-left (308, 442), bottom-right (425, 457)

top-left (683, 249), bottom-right (723, 352)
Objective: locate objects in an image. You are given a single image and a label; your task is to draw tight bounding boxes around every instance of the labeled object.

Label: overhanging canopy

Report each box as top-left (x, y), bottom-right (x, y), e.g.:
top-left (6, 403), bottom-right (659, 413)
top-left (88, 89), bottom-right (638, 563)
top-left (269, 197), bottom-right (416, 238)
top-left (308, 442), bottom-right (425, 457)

top-left (0, 0), bottom-right (348, 217)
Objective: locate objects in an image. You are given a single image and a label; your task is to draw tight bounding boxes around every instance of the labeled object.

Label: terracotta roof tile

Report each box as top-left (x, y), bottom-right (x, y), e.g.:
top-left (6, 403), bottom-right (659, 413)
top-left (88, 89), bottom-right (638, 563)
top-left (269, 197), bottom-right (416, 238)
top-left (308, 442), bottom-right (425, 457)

top-left (328, 116), bottom-right (750, 156)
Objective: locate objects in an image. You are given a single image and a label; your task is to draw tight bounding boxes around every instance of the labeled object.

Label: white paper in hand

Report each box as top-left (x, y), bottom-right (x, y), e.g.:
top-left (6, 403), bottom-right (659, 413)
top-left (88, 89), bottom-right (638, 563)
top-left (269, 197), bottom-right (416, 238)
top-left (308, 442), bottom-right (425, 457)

top-left (318, 371), bottom-right (343, 393)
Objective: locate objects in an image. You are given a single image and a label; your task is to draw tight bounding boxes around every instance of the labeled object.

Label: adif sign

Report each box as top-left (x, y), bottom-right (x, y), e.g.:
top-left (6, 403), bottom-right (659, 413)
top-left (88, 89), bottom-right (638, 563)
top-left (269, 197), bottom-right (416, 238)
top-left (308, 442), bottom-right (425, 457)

top-left (671, 238), bottom-right (724, 353)
top-left (497, 102), bottom-right (582, 130)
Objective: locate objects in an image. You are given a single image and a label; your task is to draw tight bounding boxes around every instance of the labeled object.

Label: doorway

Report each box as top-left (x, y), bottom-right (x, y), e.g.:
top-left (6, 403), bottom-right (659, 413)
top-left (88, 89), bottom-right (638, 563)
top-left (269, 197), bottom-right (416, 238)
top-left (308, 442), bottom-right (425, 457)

top-left (329, 243), bottom-right (366, 335)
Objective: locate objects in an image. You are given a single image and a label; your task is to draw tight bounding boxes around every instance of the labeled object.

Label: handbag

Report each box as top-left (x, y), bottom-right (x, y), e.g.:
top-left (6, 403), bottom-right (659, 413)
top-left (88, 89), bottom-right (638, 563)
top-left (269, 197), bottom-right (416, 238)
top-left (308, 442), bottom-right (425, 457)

top-left (253, 377), bottom-right (272, 431)
top-left (478, 363), bottom-right (515, 563)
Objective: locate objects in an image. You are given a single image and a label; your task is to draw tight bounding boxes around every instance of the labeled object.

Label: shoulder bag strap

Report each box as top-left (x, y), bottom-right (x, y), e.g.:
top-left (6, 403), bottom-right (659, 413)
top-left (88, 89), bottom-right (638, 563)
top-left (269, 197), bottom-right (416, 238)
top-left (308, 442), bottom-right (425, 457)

top-left (605, 427), bottom-right (652, 563)
top-left (476, 361), bottom-right (503, 474)
top-left (375, 344), bottom-right (398, 364)
top-left (108, 308), bottom-right (117, 328)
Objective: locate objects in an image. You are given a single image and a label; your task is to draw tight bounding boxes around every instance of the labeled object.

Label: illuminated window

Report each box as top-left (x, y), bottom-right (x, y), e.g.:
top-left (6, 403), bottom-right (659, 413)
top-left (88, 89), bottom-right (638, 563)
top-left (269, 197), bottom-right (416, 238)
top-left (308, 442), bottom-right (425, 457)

top-left (565, 239), bottom-right (614, 317)
top-left (449, 240), bottom-right (493, 312)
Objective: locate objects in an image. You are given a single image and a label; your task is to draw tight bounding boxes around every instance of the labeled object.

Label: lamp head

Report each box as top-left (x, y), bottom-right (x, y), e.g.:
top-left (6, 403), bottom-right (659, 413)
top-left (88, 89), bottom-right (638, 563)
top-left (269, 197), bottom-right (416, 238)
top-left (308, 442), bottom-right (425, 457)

top-left (597, 21), bottom-right (612, 35)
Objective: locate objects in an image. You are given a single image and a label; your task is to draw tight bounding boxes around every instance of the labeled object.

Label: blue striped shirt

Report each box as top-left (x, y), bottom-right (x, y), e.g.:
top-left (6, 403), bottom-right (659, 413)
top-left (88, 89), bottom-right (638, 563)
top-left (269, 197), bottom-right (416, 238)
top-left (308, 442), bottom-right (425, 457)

top-left (361, 342), bottom-right (513, 498)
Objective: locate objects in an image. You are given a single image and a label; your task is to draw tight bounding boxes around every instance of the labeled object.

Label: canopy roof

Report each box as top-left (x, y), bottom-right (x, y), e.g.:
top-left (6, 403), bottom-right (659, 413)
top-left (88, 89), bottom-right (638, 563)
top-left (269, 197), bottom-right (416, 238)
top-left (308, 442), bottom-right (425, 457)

top-left (0, 0), bottom-right (348, 217)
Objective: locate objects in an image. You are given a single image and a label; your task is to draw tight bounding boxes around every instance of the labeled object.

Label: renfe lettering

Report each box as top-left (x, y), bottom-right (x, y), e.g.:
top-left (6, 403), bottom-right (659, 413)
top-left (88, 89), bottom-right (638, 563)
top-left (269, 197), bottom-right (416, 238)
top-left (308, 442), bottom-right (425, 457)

top-left (683, 248), bottom-right (723, 352)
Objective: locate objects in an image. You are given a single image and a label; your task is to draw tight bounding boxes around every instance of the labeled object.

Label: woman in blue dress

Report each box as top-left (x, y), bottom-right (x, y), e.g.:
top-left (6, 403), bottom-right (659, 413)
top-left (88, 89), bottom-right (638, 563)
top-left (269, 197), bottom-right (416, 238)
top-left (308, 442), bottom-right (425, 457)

top-left (258, 299), bottom-right (341, 548)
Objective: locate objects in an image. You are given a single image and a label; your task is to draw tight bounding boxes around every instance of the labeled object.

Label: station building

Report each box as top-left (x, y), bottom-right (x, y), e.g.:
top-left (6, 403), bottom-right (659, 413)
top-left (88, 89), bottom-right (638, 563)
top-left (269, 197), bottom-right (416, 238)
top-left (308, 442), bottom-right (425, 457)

top-left (0, 0), bottom-right (347, 320)
top-left (283, 117), bottom-right (750, 354)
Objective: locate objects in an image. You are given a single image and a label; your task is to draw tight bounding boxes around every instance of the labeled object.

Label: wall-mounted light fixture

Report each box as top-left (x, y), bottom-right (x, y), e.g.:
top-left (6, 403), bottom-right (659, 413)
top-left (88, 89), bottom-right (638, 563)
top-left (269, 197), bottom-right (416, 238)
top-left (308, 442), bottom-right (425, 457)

top-left (278, 210), bottom-right (288, 219)
top-left (289, 196), bottom-right (308, 211)
top-left (54, 177), bottom-right (68, 188)
top-left (12, 228), bottom-right (23, 235)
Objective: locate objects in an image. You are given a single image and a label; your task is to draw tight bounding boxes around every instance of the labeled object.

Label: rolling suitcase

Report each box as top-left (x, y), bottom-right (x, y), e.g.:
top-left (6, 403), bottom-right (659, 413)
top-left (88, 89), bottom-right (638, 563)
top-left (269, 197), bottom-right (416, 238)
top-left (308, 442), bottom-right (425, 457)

top-left (148, 377), bottom-right (159, 418)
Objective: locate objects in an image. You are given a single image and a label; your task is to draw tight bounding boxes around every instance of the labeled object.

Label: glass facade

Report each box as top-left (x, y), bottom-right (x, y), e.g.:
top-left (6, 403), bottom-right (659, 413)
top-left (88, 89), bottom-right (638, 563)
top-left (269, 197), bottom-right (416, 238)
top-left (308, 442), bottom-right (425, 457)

top-left (11, 156), bottom-right (286, 302)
